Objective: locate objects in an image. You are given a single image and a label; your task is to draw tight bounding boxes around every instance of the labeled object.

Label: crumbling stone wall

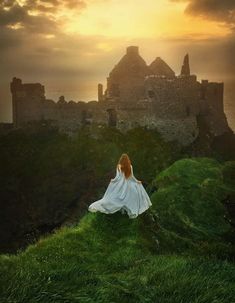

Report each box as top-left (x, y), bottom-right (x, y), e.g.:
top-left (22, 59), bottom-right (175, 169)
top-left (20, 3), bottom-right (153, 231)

top-left (10, 46), bottom-right (230, 146)
top-left (144, 75), bottom-right (200, 145)
top-left (200, 80), bottom-right (228, 136)
top-left (11, 78), bottom-right (45, 127)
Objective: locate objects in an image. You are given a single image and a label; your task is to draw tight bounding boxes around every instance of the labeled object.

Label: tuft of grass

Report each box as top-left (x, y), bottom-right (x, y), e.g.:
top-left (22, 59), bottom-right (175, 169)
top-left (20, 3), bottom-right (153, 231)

top-left (1, 211), bottom-right (235, 303)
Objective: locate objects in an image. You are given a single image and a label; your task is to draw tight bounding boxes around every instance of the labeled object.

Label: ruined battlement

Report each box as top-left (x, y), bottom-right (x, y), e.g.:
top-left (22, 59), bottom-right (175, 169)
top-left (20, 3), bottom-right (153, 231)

top-left (11, 77), bottom-right (45, 98)
top-left (11, 47), bottom-right (230, 145)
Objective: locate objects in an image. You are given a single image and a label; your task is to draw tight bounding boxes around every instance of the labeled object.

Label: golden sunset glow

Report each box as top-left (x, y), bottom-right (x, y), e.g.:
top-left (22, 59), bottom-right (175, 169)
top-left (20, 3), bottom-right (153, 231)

top-left (63, 0), bottom-right (230, 39)
top-left (1, 0), bottom-right (235, 127)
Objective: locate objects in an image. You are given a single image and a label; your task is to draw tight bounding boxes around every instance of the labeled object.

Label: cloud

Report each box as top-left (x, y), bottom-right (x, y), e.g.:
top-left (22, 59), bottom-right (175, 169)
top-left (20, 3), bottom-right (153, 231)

top-left (171, 0), bottom-right (235, 28)
top-left (0, 0), bottom-right (235, 124)
top-left (0, 2), bottom-right (58, 33)
top-left (24, 0), bottom-right (86, 12)
top-left (169, 0), bottom-right (235, 80)
top-left (0, 26), bottom-right (24, 50)
top-left (0, 0), bottom-right (86, 34)
top-left (0, 2), bottom-right (27, 27)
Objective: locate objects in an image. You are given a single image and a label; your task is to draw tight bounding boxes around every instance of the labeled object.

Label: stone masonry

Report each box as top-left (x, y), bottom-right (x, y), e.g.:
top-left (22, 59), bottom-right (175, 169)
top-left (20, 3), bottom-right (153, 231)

top-left (10, 46), bottom-right (230, 146)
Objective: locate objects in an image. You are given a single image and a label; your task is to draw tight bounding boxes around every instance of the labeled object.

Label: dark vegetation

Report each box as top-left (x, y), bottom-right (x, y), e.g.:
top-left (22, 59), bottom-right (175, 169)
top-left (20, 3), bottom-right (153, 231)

top-left (0, 124), bottom-right (182, 253)
top-left (1, 122), bottom-right (235, 302)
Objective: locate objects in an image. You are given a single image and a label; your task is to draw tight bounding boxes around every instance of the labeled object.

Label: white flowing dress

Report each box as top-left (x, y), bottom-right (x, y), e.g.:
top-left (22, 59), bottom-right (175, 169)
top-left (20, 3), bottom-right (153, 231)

top-left (88, 164), bottom-right (152, 218)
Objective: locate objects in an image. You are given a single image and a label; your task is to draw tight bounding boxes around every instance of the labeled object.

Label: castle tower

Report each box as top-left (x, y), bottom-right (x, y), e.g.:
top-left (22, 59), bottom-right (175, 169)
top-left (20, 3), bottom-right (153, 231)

top-left (10, 77), bottom-right (45, 127)
top-left (10, 77), bottom-right (22, 127)
top-left (126, 45), bottom-right (139, 55)
top-left (105, 46), bottom-right (149, 102)
top-left (98, 83), bottom-right (103, 102)
top-left (181, 54), bottom-right (190, 76)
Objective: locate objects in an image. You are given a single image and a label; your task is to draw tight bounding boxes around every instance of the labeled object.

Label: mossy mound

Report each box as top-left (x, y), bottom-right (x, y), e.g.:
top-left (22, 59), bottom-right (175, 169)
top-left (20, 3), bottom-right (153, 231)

top-left (149, 158), bottom-right (235, 257)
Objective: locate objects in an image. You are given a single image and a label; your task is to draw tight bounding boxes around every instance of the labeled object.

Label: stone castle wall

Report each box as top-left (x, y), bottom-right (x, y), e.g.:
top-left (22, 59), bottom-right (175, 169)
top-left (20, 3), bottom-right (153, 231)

top-left (199, 80), bottom-right (228, 136)
top-left (10, 46), bottom-right (230, 146)
top-left (11, 78), bottom-right (45, 126)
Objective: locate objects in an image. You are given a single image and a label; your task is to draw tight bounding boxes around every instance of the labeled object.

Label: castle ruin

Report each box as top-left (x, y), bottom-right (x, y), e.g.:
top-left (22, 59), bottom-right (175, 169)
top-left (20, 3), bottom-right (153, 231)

top-left (11, 46), bottom-right (229, 145)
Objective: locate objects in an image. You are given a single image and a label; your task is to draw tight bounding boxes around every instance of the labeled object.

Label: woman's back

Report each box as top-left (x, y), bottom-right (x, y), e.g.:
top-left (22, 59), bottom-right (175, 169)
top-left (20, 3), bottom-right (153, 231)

top-left (88, 155), bottom-right (152, 218)
top-left (115, 164), bottom-right (140, 183)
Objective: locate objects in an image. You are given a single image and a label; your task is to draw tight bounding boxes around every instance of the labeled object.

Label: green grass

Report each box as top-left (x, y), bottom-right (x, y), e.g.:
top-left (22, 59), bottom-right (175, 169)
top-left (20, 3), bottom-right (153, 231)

top-left (149, 158), bottom-right (235, 257)
top-left (1, 158), bottom-right (235, 303)
top-left (0, 126), bottom-right (181, 253)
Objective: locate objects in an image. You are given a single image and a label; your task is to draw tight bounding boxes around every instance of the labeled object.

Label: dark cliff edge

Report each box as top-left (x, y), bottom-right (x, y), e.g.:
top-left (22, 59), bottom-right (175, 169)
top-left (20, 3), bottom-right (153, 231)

top-left (184, 114), bottom-right (235, 161)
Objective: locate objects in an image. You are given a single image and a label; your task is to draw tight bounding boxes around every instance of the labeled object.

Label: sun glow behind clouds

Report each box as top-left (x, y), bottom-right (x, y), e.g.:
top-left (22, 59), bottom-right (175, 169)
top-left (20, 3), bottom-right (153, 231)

top-left (62, 0), bottom-right (230, 39)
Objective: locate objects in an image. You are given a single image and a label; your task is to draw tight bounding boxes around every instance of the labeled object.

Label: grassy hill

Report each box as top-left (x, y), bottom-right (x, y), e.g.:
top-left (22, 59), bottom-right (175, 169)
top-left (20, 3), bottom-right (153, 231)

top-left (149, 158), bottom-right (235, 257)
top-left (0, 126), bottom-right (181, 253)
top-left (0, 158), bottom-right (235, 303)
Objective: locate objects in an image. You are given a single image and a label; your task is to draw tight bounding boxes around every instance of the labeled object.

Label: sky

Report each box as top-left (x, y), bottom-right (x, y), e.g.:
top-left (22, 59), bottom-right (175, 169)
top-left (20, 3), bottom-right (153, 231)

top-left (0, 0), bottom-right (235, 128)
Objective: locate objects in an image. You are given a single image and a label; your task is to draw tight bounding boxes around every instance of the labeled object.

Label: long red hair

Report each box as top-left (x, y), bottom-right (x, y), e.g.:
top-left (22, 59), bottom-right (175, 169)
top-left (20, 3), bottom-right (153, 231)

top-left (118, 153), bottom-right (131, 179)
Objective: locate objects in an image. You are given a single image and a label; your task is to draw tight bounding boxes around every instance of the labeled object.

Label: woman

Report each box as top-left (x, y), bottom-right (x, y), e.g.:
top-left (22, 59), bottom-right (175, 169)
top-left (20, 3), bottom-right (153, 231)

top-left (88, 153), bottom-right (152, 218)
